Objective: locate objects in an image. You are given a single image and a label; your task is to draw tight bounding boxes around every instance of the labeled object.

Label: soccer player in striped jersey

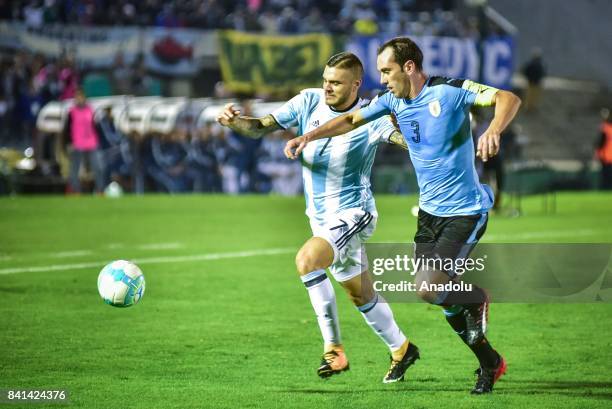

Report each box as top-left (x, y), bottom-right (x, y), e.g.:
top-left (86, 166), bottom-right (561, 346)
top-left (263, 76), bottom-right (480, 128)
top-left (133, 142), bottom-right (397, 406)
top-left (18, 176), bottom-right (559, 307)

top-left (217, 52), bottom-right (420, 383)
top-left (284, 37), bottom-right (522, 394)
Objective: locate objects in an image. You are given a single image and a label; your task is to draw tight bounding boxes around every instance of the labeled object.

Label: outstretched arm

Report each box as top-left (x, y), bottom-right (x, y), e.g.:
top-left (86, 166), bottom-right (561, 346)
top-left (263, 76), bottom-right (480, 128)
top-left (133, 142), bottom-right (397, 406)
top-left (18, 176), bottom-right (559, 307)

top-left (476, 90), bottom-right (521, 162)
top-left (216, 103), bottom-right (281, 138)
top-left (284, 109), bottom-right (369, 159)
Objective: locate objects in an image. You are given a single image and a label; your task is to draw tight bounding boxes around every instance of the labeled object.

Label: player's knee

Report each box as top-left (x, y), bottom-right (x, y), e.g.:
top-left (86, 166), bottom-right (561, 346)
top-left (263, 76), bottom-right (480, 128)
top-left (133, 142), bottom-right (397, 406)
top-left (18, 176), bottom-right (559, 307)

top-left (295, 250), bottom-right (319, 276)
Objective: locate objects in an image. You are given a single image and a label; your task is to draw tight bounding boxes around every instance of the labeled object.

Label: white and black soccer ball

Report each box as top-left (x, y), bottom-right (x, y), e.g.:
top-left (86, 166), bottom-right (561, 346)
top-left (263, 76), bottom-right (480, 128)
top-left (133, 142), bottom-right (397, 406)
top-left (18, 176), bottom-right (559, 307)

top-left (97, 260), bottom-right (146, 307)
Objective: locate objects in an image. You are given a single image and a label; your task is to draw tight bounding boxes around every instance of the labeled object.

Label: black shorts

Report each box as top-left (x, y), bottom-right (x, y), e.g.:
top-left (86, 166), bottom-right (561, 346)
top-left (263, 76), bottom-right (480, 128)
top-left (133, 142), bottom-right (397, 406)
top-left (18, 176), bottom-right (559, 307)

top-left (414, 209), bottom-right (488, 277)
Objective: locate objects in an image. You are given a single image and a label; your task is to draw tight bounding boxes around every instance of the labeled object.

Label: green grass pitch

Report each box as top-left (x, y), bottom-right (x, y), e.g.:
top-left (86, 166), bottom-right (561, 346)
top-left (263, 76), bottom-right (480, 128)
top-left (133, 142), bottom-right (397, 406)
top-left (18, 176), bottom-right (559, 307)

top-left (1, 192), bottom-right (611, 408)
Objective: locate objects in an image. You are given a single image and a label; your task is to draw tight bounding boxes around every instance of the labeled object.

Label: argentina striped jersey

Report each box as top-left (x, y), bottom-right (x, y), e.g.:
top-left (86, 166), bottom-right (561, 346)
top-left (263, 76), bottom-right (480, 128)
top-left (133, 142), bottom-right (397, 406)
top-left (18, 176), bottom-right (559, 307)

top-left (272, 89), bottom-right (396, 223)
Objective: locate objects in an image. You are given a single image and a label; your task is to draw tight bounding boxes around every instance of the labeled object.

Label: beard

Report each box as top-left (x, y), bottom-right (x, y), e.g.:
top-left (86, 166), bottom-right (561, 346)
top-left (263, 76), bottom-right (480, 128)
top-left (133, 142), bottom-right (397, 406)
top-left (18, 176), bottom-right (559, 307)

top-left (327, 93), bottom-right (348, 109)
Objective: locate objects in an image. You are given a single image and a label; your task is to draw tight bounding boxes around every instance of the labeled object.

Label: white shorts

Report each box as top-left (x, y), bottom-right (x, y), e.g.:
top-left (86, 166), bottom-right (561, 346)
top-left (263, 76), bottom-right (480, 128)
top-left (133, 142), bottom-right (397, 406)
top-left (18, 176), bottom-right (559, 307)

top-left (309, 208), bottom-right (378, 283)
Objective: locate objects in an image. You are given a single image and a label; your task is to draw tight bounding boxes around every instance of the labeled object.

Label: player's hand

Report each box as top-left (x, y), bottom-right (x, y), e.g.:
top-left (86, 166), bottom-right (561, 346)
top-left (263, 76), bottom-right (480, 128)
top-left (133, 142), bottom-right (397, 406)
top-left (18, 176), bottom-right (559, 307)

top-left (216, 103), bottom-right (241, 127)
top-left (284, 136), bottom-right (308, 160)
top-left (476, 129), bottom-right (501, 162)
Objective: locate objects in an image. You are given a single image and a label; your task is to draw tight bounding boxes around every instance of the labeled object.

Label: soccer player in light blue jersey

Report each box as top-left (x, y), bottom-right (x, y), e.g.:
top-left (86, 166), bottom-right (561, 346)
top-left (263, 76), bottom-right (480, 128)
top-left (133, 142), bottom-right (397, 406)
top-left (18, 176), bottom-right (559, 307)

top-left (217, 52), bottom-right (420, 383)
top-left (285, 37), bottom-right (522, 394)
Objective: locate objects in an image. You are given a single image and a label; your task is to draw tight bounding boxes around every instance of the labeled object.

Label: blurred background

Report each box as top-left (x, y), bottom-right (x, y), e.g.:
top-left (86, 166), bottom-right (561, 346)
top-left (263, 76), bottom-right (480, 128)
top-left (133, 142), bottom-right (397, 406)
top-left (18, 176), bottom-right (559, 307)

top-left (0, 0), bottom-right (610, 208)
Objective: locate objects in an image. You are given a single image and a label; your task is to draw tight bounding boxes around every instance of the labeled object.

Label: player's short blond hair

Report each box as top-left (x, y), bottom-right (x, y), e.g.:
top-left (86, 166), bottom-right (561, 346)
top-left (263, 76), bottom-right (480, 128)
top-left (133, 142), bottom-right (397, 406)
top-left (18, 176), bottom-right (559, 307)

top-left (325, 52), bottom-right (364, 80)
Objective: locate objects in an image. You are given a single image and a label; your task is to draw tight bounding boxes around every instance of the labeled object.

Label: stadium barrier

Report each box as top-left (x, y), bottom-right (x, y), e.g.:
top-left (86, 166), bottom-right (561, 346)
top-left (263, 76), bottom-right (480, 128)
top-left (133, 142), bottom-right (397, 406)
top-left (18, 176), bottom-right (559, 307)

top-left (37, 96), bottom-right (285, 138)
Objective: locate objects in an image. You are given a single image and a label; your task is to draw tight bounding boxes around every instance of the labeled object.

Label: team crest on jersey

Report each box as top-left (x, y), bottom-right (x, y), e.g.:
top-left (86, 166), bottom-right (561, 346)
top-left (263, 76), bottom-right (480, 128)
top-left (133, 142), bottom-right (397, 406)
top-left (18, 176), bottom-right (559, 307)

top-left (428, 100), bottom-right (441, 117)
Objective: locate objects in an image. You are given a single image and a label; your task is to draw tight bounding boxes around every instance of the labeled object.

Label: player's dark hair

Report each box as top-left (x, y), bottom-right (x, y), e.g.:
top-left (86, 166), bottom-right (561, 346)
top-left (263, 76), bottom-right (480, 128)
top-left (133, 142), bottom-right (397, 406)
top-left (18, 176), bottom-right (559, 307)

top-left (377, 37), bottom-right (423, 71)
top-left (326, 52), bottom-right (364, 79)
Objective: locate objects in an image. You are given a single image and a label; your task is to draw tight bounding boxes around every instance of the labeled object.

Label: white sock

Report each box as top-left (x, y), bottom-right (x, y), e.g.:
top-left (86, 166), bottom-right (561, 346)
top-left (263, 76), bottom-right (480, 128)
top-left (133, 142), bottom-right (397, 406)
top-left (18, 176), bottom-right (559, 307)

top-left (301, 269), bottom-right (341, 347)
top-left (358, 294), bottom-right (407, 351)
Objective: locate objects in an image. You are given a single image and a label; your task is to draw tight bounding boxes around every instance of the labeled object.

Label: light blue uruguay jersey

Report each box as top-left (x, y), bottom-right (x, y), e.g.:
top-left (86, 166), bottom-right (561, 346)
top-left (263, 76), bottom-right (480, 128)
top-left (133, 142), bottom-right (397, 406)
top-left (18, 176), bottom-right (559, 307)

top-left (360, 77), bottom-right (499, 216)
top-left (271, 88), bottom-right (396, 223)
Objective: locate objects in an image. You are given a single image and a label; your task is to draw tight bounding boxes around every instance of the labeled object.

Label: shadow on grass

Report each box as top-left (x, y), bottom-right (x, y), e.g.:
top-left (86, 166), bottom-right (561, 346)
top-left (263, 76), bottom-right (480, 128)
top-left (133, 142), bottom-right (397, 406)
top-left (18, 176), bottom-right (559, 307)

top-left (500, 379), bottom-right (612, 400)
top-left (0, 286), bottom-right (27, 293)
top-left (277, 380), bottom-right (612, 400)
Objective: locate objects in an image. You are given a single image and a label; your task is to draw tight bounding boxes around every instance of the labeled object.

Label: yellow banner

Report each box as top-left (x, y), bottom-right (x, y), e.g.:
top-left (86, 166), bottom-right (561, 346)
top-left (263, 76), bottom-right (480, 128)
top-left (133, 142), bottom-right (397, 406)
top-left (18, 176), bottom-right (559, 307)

top-left (218, 30), bottom-right (338, 96)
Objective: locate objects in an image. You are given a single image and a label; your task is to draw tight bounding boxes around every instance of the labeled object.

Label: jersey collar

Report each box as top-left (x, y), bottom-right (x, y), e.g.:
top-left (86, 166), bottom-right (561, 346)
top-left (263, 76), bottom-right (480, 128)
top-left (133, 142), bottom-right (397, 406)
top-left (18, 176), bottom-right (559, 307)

top-left (405, 76), bottom-right (430, 102)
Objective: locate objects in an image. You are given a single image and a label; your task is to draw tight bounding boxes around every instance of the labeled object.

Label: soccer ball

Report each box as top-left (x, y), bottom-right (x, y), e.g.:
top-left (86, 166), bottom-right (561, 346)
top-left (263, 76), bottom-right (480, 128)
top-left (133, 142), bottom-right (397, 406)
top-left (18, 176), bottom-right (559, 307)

top-left (97, 260), bottom-right (146, 307)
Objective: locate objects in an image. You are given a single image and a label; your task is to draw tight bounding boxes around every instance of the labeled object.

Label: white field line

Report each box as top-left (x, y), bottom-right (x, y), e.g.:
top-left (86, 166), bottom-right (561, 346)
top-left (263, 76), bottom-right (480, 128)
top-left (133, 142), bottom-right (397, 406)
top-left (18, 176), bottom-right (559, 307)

top-left (1, 229), bottom-right (606, 275)
top-left (137, 242), bottom-right (183, 250)
top-left (106, 243), bottom-right (124, 249)
top-left (52, 250), bottom-right (94, 258)
top-left (0, 247), bottom-right (295, 275)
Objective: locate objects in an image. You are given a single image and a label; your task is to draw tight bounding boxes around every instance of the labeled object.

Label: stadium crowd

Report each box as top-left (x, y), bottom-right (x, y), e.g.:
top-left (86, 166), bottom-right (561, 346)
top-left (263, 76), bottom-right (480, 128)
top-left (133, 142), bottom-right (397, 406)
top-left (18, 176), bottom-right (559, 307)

top-left (0, 0), bottom-right (501, 195)
top-left (2, 0), bottom-right (475, 37)
top-left (0, 48), bottom-right (162, 146)
top-left (0, 45), bottom-right (305, 195)
top-left (0, 51), bottom-right (76, 148)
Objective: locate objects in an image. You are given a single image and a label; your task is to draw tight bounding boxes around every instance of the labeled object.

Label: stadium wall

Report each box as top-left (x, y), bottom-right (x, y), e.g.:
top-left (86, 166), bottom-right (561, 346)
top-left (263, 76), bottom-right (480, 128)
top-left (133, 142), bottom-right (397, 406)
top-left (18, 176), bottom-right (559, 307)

top-left (489, 0), bottom-right (612, 88)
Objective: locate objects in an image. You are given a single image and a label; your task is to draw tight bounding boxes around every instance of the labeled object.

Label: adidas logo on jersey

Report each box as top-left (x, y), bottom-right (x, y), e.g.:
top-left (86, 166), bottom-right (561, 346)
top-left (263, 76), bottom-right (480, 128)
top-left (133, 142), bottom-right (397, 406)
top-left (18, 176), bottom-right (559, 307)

top-left (311, 120), bottom-right (320, 127)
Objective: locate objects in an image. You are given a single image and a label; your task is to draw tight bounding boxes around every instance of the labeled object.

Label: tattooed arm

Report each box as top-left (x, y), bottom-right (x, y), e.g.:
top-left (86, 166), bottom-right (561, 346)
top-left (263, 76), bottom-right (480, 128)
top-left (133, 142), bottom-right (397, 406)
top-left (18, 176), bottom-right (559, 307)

top-left (216, 103), bottom-right (281, 138)
top-left (388, 130), bottom-right (408, 150)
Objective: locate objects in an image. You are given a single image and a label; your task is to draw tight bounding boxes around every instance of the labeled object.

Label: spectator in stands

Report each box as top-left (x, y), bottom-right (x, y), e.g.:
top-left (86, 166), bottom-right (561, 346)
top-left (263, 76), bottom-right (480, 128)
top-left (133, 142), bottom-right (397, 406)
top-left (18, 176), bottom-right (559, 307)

top-left (5, 0), bottom-right (465, 32)
top-left (119, 1), bottom-right (138, 25)
top-left (147, 132), bottom-right (192, 193)
top-left (64, 88), bottom-right (104, 193)
top-left (131, 55), bottom-right (156, 96)
top-left (42, 0), bottom-right (59, 24)
top-left (258, 9), bottom-right (279, 33)
top-left (23, 0), bottom-right (44, 28)
top-left (15, 80), bottom-right (41, 148)
top-left (96, 106), bottom-right (131, 188)
top-left (58, 55), bottom-right (79, 101)
top-left (215, 122), bottom-right (242, 194)
top-left (257, 129), bottom-right (302, 195)
top-left (33, 59), bottom-right (60, 104)
top-left (2, 53), bottom-right (28, 145)
top-left (155, 3), bottom-right (180, 28)
top-left (353, 1), bottom-right (379, 35)
top-left (128, 130), bottom-right (148, 194)
top-left (302, 8), bottom-right (326, 33)
top-left (187, 121), bottom-right (223, 192)
top-left (277, 6), bottom-right (300, 33)
top-left (110, 51), bottom-right (133, 95)
top-left (227, 6), bottom-right (262, 32)
top-left (227, 101), bottom-right (264, 193)
top-left (195, 0), bottom-right (227, 29)
top-left (596, 108), bottom-right (612, 190)
top-left (522, 48), bottom-right (546, 113)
